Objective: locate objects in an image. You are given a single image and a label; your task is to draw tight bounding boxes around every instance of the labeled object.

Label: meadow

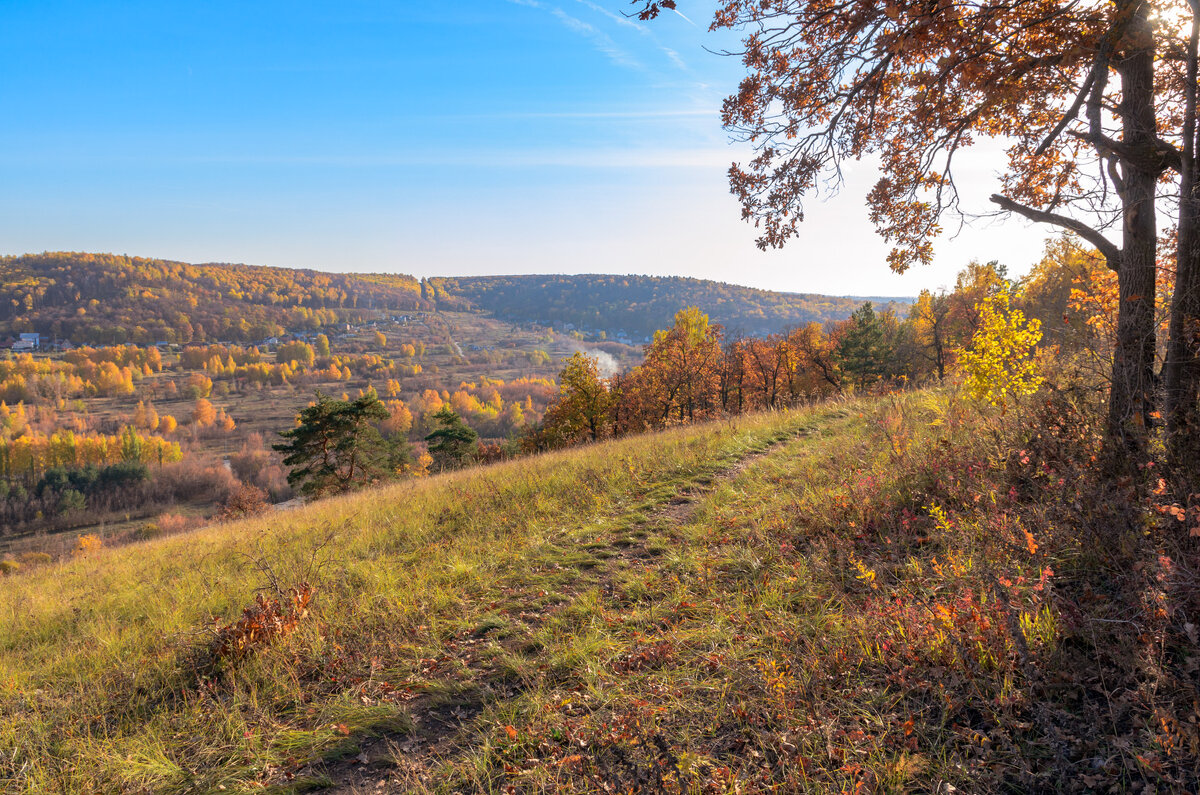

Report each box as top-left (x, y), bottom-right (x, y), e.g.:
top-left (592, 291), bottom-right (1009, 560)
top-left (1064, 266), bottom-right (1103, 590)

top-left (3, 388), bottom-right (1195, 792)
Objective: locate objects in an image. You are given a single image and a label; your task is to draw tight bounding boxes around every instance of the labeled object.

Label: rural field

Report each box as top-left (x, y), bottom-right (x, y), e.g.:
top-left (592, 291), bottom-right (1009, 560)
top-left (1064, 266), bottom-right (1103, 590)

top-left (3, 389), bottom-right (1197, 792)
top-left (0, 253), bottom-right (886, 560)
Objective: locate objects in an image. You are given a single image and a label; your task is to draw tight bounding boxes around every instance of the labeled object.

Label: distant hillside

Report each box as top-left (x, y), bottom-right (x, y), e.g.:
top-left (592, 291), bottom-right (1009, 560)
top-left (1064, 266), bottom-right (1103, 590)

top-left (430, 274), bottom-right (912, 340)
top-left (0, 252), bottom-right (429, 345)
top-left (0, 253), bottom-right (910, 346)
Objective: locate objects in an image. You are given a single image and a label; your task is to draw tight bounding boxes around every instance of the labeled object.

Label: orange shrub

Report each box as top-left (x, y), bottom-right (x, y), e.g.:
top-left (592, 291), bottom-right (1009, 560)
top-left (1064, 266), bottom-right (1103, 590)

top-left (74, 534), bottom-right (103, 555)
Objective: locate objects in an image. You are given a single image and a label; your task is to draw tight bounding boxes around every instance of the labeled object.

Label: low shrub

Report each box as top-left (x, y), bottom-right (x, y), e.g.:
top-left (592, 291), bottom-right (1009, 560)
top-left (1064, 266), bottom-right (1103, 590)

top-left (220, 485), bottom-right (269, 519)
top-left (156, 513), bottom-right (197, 535)
top-left (74, 534), bottom-right (102, 556)
top-left (155, 460), bottom-right (240, 504)
top-left (17, 551), bottom-right (52, 568)
top-left (209, 583), bottom-right (315, 665)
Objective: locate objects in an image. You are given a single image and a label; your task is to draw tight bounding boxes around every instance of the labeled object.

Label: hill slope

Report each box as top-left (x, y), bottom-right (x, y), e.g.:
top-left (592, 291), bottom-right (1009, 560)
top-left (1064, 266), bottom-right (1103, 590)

top-left (0, 252), bottom-right (429, 345)
top-left (431, 273), bottom-right (912, 339)
top-left (3, 391), bottom-right (1192, 793)
top-left (0, 252), bottom-right (908, 346)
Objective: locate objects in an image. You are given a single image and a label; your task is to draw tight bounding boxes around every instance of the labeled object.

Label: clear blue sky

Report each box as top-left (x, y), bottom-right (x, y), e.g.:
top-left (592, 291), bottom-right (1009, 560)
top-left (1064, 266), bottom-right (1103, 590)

top-left (1, 0), bottom-right (1049, 295)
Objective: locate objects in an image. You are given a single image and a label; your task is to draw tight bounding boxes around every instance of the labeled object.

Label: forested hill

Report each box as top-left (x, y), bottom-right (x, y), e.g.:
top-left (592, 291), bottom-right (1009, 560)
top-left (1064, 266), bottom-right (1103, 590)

top-left (429, 274), bottom-right (912, 339)
top-left (0, 253), bottom-right (910, 346)
top-left (0, 252), bottom-right (429, 345)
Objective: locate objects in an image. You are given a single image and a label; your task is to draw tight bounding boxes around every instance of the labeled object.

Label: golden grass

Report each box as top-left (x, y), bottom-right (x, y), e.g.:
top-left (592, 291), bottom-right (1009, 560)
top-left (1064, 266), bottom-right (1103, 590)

top-left (4, 389), bottom-right (1195, 793)
top-left (1, 401), bottom-right (833, 792)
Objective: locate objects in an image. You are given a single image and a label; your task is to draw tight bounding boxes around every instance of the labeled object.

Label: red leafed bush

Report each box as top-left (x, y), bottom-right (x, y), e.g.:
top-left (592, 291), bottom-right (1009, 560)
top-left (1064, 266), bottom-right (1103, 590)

top-left (211, 583), bottom-right (314, 662)
top-left (220, 484), bottom-right (269, 519)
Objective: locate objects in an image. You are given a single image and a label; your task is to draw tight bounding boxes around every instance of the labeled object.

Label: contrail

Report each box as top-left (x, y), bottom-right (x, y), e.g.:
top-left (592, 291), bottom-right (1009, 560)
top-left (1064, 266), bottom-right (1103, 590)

top-left (673, 8), bottom-right (698, 26)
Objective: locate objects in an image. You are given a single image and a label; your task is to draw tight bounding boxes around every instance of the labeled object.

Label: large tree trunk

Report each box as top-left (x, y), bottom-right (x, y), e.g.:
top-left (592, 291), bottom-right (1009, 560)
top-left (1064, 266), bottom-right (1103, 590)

top-left (1167, 201), bottom-right (1200, 471)
top-left (1166, 13), bottom-right (1200, 474)
top-left (1108, 3), bottom-right (1160, 459)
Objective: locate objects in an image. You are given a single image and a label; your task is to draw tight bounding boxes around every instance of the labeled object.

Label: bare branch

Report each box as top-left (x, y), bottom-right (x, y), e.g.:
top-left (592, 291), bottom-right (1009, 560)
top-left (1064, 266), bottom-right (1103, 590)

top-left (989, 193), bottom-right (1120, 267)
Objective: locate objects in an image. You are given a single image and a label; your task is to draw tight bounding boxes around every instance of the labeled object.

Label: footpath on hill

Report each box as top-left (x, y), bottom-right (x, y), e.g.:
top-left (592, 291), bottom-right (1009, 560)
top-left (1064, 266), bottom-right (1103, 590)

top-left (313, 410), bottom-right (841, 793)
top-left (1, 399), bottom-right (857, 794)
top-left (8, 391), bottom-right (1194, 793)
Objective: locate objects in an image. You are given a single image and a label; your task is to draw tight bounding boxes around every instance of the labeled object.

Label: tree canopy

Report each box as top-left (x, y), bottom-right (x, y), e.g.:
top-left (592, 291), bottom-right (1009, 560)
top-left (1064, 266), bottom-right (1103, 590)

top-left (637, 0), bottom-right (1200, 471)
top-left (274, 392), bottom-right (402, 497)
top-left (424, 406), bottom-right (480, 471)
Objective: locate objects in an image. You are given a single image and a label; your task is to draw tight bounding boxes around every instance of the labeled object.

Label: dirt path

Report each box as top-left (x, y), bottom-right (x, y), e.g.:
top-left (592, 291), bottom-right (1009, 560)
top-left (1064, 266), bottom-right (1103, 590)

top-left (303, 421), bottom-right (821, 793)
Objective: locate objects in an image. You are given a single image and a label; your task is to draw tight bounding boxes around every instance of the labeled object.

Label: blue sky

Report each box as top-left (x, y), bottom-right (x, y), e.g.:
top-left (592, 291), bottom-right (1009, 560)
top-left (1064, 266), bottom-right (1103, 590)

top-left (1, 0), bottom-right (1050, 296)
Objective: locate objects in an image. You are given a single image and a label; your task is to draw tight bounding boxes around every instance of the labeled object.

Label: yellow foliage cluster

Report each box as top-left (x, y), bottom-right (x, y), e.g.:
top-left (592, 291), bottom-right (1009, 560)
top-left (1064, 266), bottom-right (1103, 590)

top-left (0, 351), bottom-right (145, 403)
top-left (190, 399), bottom-right (234, 431)
top-left (74, 534), bottom-right (102, 556)
top-left (959, 293), bottom-right (1044, 410)
top-left (0, 426), bottom-right (182, 479)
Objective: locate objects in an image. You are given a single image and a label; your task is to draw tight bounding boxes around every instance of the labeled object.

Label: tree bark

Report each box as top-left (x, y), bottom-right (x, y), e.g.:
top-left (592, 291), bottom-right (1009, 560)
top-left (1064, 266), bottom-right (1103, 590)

top-left (1108, 2), bottom-right (1160, 459)
top-left (1167, 206), bottom-right (1200, 471)
top-left (1166, 11), bottom-right (1200, 474)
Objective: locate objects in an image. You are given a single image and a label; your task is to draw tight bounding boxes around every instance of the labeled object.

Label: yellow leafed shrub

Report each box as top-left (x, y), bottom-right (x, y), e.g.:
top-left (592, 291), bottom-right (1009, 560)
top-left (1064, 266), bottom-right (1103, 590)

top-left (959, 292), bottom-right (1043, 410)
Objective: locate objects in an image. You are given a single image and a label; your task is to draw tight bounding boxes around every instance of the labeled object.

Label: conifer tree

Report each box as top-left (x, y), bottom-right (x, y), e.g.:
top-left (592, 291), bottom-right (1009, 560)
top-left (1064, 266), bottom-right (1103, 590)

top-left (275, 392), bottom-right (399, 497)
top-left (424, 406), bottom-right (478, 471)
top-left (835, 303), bottom-right (889, 389)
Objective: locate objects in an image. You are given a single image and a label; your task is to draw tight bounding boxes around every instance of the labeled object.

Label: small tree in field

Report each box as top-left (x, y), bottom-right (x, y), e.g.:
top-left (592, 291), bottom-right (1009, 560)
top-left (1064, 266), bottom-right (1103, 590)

top-left (275, 392), bottom-right (403, 497)
top-left (835, 303), bottom-right (890, 389)
top-left (424, 406), bottom-right (478, 471)
top-left (960, 293), bottom-right (1045, 412)
top-left (547, 352), bottom-right (612, 444)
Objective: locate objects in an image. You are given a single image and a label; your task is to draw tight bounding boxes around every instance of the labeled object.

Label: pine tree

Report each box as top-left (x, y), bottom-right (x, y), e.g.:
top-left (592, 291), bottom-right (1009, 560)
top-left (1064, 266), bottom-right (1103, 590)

top-left (274, 392), bottom-right (399, 497)
top-left (424, 406), bottom-right (478, 471)
top-left (835, 303), bottom-right (889, 388)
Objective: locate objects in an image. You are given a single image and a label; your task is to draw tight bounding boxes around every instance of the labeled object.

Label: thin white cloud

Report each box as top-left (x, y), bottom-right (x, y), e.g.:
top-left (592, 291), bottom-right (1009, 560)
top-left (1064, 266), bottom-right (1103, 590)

top-left (504, 0), bottom-right (641, 69)
top-left (549, 7), bottom-right (641, 68)
top-left (52, 147), bottom-right (735, 170)
top-left (496, 108), bottom-right (713, 119)
top-left (673, 8), bottom-right (698, 27)
top-left (571, 0), bottom-right (690, 70)
top-left (573, 0), bottom-right (647, 33)
top-left (507, 0), bottom-right (687, 71)
top-left (661, 47), bottom-right (687, 70)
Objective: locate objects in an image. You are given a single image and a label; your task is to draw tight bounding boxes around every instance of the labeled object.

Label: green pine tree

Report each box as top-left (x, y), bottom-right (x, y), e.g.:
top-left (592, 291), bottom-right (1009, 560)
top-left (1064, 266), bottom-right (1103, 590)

top-left (424, 406), bottom-right (479, 471)
top-left (275, 392), bottom-right (404, 497)
top-left (835, 302), bottom-right (890, 388)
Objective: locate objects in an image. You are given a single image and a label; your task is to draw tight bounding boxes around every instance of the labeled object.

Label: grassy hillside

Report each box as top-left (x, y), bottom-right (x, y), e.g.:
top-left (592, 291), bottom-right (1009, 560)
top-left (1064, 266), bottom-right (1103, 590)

top-left (2, 391), bottom-right (1196, 793)
top-left (430, 274), bottom-right (913, 339)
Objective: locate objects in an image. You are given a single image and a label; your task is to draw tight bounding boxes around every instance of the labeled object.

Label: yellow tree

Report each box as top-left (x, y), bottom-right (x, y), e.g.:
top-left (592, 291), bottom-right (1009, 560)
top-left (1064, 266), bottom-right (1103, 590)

top-left (192, 398), bottom-right (217, 428)
top-left (909, 290), bottom-right (956, 381)
top-left (640, 307), bottom-right (724, 425)
top-left (960, 293), bottom-right (1045, 411)
top-left (541, 352), bottom-right (612, 445)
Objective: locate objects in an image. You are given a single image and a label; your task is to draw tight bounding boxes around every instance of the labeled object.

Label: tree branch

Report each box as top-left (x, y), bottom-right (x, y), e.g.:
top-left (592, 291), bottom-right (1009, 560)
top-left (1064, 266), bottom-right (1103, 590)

top-left (989, 194), bottom-right (1120, 269)
top-left (1035, 64), bottom-right (1098, 156)
top-left (1068, 130), bottom-right (1182, 173)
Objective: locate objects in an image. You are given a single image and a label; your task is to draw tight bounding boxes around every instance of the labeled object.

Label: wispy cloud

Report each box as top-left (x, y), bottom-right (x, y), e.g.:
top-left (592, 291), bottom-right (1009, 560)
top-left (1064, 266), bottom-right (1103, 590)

top-left (572, 0), bottom-right (691, 70)
top-left (504, 0), bottom-right (640, 69)
top-left (550, 7), bottom-right (641, 68)
top-left (29, 147), bottom-right (734, 170)
top-left (661, 47), bottom-right (687, 70)
top-left (510, 108), bottom-right (712, 118)
top-left (673, 8), bottom-right (698, 27)
top-left (573, 0), bottom-right (646, 33)
top-left (506, 0), bottom-right (687, 71)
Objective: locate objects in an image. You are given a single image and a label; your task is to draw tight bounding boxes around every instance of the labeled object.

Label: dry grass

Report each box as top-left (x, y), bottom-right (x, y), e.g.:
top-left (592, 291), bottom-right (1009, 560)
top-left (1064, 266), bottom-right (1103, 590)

top-left (2, 390), bottom-right (1197, 793)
